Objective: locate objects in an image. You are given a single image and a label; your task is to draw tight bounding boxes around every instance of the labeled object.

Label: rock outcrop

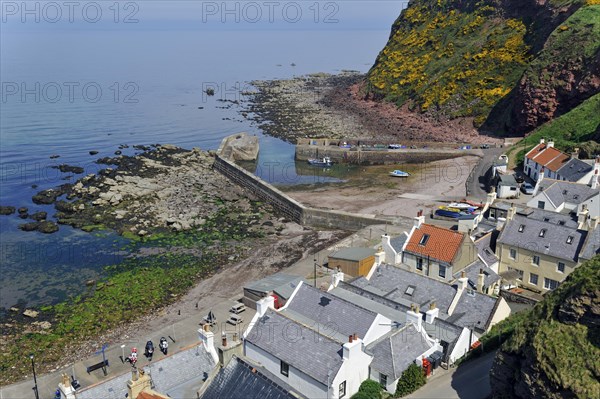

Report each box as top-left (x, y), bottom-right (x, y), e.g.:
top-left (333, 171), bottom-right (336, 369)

top-left (490, 256), bottom-right (600, 398)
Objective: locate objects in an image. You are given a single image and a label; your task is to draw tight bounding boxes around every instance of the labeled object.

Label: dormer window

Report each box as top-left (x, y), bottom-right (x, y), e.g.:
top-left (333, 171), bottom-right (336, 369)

top-left (543, 217), bottom-right (550, 222)
top-left (518, 225), bottom-right (525, 232)
top-left (566, 236), bottom-right (574, 244)
top-left (539, 229), bottom-right (547, 237)
top-left (558, 220), bottom-right (565, 226)
top-left (573, 195), bottom-right (579, 200)
top-left (419, 234), bottom-right (430, 246)
top-left (405, 285), bottom-right (415, 296)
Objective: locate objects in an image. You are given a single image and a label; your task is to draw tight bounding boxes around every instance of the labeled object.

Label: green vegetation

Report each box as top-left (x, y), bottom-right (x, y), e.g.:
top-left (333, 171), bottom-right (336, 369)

top-left (395, 363), bottom-right (427, 397)
top-left (351, 379), bottom-right (383, 399)
top-left (487, 256), bottom-right (600, 397)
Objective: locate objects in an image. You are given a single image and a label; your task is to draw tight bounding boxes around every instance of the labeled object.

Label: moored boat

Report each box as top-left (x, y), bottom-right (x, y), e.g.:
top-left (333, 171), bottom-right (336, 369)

top-left (307, 157), bottom-right (333, 167)
top-left (389, 169), bottom-right (410, 177)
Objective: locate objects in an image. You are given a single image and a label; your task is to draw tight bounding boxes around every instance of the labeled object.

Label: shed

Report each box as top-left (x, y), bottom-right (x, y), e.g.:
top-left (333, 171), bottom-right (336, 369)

top-left (243, 273), bottom-right (304, 309)
top-left (496, 174), bottom-right (519, 199)
top-left (328, 247), bottom-right (376, 277)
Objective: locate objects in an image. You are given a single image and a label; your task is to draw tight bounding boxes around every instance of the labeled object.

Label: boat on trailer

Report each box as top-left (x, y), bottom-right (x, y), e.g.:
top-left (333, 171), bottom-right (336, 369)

top-left (389, 170), bottom-right (410, 177)
top-left (307, 157), bottom-right (333, 167)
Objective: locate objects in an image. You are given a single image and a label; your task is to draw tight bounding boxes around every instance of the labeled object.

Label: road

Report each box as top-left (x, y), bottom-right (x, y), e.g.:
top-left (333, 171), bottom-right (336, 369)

top-left (466, 148), bottom-right (506, 200)
top-left (408, 351), bottom-right (497, 399)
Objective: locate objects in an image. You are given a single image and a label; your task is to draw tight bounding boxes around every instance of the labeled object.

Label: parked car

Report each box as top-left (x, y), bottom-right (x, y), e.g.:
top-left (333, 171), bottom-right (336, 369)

top-left (521, 182), bottom-right (534, 195)
top-left (227, 314), bottom-right (243, 325)
top-left (514, 174), bottom-right (525, 183)
top-left (230, 303), bottom-right (246, 314)
top-left (480, 144), bottom-right (490, 149)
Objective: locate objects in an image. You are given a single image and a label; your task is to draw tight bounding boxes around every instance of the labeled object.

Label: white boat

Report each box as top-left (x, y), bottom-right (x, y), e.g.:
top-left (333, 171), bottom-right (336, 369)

top-left (447, 202), bottom-right (474, 209)
top-left (307, 157), bottom-right (333, 167)
top-left (389, 170), bottom-right (410, 177)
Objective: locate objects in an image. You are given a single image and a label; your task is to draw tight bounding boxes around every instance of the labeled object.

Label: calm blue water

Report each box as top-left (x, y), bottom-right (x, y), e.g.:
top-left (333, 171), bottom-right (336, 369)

top-left (0, 7), bottom-right (400, 307)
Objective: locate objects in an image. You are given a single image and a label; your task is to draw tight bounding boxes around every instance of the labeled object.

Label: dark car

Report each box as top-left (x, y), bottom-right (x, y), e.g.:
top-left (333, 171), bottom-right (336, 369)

top-left (514, 174), bottom-right (525, 184)
top-left (145, 340), bottom-right (154, 359)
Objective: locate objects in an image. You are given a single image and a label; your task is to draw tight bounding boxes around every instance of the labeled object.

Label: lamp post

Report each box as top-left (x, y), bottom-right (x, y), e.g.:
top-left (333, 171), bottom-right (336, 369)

top-left (314, 257), bottom-right (317, 287)
top-left (30, 354), bottom-right (39, 399)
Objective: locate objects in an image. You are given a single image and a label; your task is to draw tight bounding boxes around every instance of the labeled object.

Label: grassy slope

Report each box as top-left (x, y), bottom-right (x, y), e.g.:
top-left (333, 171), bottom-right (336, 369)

top-left (367, 0), bottom-right (598, 130)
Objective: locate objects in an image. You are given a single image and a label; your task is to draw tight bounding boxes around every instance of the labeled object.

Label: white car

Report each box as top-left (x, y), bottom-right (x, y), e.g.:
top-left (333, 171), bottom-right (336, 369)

top-left (521, 183), bottom-right (534, 195)
top-left (227, 314), bottom-right (243, 325)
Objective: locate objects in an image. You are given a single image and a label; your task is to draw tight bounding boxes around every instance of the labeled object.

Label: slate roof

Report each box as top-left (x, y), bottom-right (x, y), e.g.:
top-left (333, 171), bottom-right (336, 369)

top-left (557, 158), bottom-right (593, 182)
top-left (404, 224), bottom-right (465, 264)
top-left (579, 227), bottom-right (600, 261)
top-left (283, 283), bottom-right (377, 340)
top-left (245, 273), bottom-right (304, 299)
top-left (77, 344), bottom-right (216, 399)
top-left (200, 356), bottom-right (302, 399)
top-left (245, 310), bottom-right (344, 385)
top-left (366, 324), bottom-right (432, 380)
top-left (390, 233), bottom-right (409, 252)
top-left (329, 247), bottom-right (375, 261)
top-left (497, 213), bottom-right (587, 262)
top-left (498, 174), bottom-right (517, 187)
top-left (524, 208), bottom-right (579, 228)
top-left (453, 260), bottom-right (500, 289)
top-left (474, 232), bottom-right (499, 266)
top-left (348, 264), bottom-right (499, 332)
top-left (535, 179), bottom-right (598, 208)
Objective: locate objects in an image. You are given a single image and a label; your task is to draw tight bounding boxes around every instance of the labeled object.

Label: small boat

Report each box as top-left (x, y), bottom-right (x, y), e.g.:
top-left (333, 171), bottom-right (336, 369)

top-left (448, 202), bottom-right (473, 209)
top-left (435, 208), bottom-right (462, 218)
top-left (307, 157), bottom-right (333, 167)
top-left (389, 170), bottom-right (410, 177)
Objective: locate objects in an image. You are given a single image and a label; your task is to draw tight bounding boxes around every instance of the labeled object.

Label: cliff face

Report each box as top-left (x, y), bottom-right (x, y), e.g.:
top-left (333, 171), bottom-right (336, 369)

top-left (489, 256), bottom-right (600, 398)
top-left (366, 0), bottom-right (600, 133)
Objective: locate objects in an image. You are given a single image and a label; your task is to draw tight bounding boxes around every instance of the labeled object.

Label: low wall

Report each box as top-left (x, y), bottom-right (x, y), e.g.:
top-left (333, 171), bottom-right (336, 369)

top-left (295, 145), bottom-right (479, 165)
top-left (302, 208), bottom-right (394, 230)
top-left (499, 289), bottom-right (541, 305)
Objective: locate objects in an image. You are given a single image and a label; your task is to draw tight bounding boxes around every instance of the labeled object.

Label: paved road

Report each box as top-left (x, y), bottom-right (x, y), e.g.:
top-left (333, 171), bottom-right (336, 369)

top-left (466, 148), bottom-right (506, 200)
top-left (408, 351), bottom-right (497, 399)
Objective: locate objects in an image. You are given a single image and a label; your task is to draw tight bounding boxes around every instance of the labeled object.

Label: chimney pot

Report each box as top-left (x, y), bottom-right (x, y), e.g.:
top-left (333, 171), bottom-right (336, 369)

top-left (233, 332), bottom-right (238, 342)
top-left (461, 270), bottom-right (466, 278)
top-left (222, 334), bottom-right (227, 347)
top-left (479, 268), bottom-right (484, 274)
top-left (348, 335), bottom-right (353, 343)
top-left (429, 301), bottom-right (436, 310)
top-left (203, 324), bottom-right (209, 332)
top-left (353, 333), bottom-right (358, 341)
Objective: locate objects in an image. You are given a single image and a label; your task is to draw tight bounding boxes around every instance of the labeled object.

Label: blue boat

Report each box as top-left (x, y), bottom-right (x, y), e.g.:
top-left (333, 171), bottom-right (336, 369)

top-left (435, 208), bottom-right (462, 218)
top-left (389, 170), bottom-right (410, 177)
top-left (307, 157), bottom-right (333, 167)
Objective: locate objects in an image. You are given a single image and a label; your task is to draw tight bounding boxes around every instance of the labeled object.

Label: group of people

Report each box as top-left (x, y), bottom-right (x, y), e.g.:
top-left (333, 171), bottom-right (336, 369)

top-left (125, 337), bottom-right (169, 365)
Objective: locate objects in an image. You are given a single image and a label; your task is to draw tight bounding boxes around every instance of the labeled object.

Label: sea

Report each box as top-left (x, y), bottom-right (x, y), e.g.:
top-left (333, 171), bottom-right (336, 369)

top-left (0, 1), bottom-right (402, 308)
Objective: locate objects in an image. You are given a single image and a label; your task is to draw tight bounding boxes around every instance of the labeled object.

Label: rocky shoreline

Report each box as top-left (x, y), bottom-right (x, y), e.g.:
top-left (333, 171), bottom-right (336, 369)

top-left (242, 72), bottom-right (502, 145)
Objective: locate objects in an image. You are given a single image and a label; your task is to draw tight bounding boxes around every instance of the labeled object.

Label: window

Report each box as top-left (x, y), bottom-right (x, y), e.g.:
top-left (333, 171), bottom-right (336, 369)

top-left (339, 381), bottom-right (346, 398)
top-left (566, 236), bottom-right (574, 244)
top-left (509, 248), bottom-right (517, 260)
top-left (419, 234), bottom-right (430, 246)
top-left (416, 258), bottom-right (423, 271)
top-left (439, 265), bottom-right (446, 279)
top-left (530, 273), bottom-right (538, 285)
top-left (532, 255), bottom-right (540, 266)
top-left (379, 374), bottom-right (388, 387)
top-left (539, 229), bottom-right (546, 237)
top-left (543, 217), bottom-right (550, 222)
top-left (558, 262), bottom-right (565, 273)
top-left (559, 220), bottom-right (566, 226)
top-left (544, 278), bottom-right (559, 290)
top-left (405, 285), bottom-right (415, 296)
top-left (280, 361), bottom-right (289, 377)
top-left (518, 224), bottom-right (525, 232)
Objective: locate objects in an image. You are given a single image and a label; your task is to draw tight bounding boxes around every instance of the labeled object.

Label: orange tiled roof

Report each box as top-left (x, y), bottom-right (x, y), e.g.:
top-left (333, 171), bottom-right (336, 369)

top-left (404, 224), bottom-right (465, 264)
top-left (525, 143), bottom-right (546, 160)
top-left (529, 146), bottom-right (570, 172)
top-left (545, 152), bottom-right (570, 171)
top-left (138, 391), bottom-right (169, 399)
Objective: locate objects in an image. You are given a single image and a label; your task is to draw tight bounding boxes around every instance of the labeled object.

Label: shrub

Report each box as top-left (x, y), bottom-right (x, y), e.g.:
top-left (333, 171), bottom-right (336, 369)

top-left (351, 379), bottom-right (383, 399)
top-left (395, 363), bottom-right (426, 397)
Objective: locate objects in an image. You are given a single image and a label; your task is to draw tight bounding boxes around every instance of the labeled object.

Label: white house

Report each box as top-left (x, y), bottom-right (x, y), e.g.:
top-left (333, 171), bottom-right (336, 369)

top-left (529, 178), bottom-right (599, 218)
top-left (524, 139), bottom-right (596, 183)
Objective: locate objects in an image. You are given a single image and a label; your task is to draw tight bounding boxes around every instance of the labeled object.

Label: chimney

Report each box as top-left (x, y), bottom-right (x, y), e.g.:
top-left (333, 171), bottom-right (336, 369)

top-left (199, 324), bottom-right (218, 364)
top-left (222, 333), bottom-right (227, 347)
top-left (571, 148), bottom-right (579, 159)
top-left (577, 205), bottom-right (589, 230)
top-left (406, 304), bottom-right (422, 332)
top-left (374, 246), bottom-right (386, 267)
top-left (218, 332), bottom-right (243, 367)
top-left (425, 302), bottom-right (439, 324)
top-left (486, 191), bottom-right (497, 206)
top-left (538, 167), bottom-right (545, 183)
top-left (414, 210), bottom-right (425, 229)
top-left (331, 267), bottom-right (344, 288)
top-left (539, 138), bottom-right (545, 145)
top-left (256, 295), bottom-right (275, 317)
top-left (591, 162), bottom-right (599, 189)
top-left (458, 270), bottom-right (469, 291)
top-left (547, 140), bottom-right (554, 148)
top-left (127, 368), bottom-right (152, 399)
top-left (506, 204), bottom-right (516, 221)
top-left (590, 216), bottom-right (600, 231)
top-left (477, 268), bottom-right (485, 293)
top-left (342, 334), bottom-right (362, 360)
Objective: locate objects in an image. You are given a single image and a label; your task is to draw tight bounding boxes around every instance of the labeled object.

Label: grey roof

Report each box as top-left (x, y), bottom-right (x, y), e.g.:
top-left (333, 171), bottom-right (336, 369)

top-left (245, 273), bottom-right (304, 299)
top-left (474, 233), bottom-right (499, 266)
top-left (536, 179), bottom-right (598, 208)
top-left (453, 260), bottom-right (500, 289)
top-left (497, 213), bottom-right (588, 262)
top-left (200, 356), bottom-right (302, 399)
top-left (284, 283), bottom-right (377, 340)
top-left (446, 288), bottom-right (498, 332)
top-left (390, 234), bottom-right (409, 252)
top-left (557, 158), bottom-right (593, 182)
top-left (77, 344), bottom-right (216, 399)
top-left (498, 174), bottom-right (517, 187)
top-left (245, 310), bottom-right (344, 385)
top-left (329, 247), bottom-right (375, 261)
top-left (579, 228), bottom-right (600, 261)
top-left (366, 324), bottom-right (432, 380)
top-left (348, 264), bottom-right (500, 332)
top-left (351, 264), bottom-right (456, 315)
top-left (525, 208), bottom-right (579, 228)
